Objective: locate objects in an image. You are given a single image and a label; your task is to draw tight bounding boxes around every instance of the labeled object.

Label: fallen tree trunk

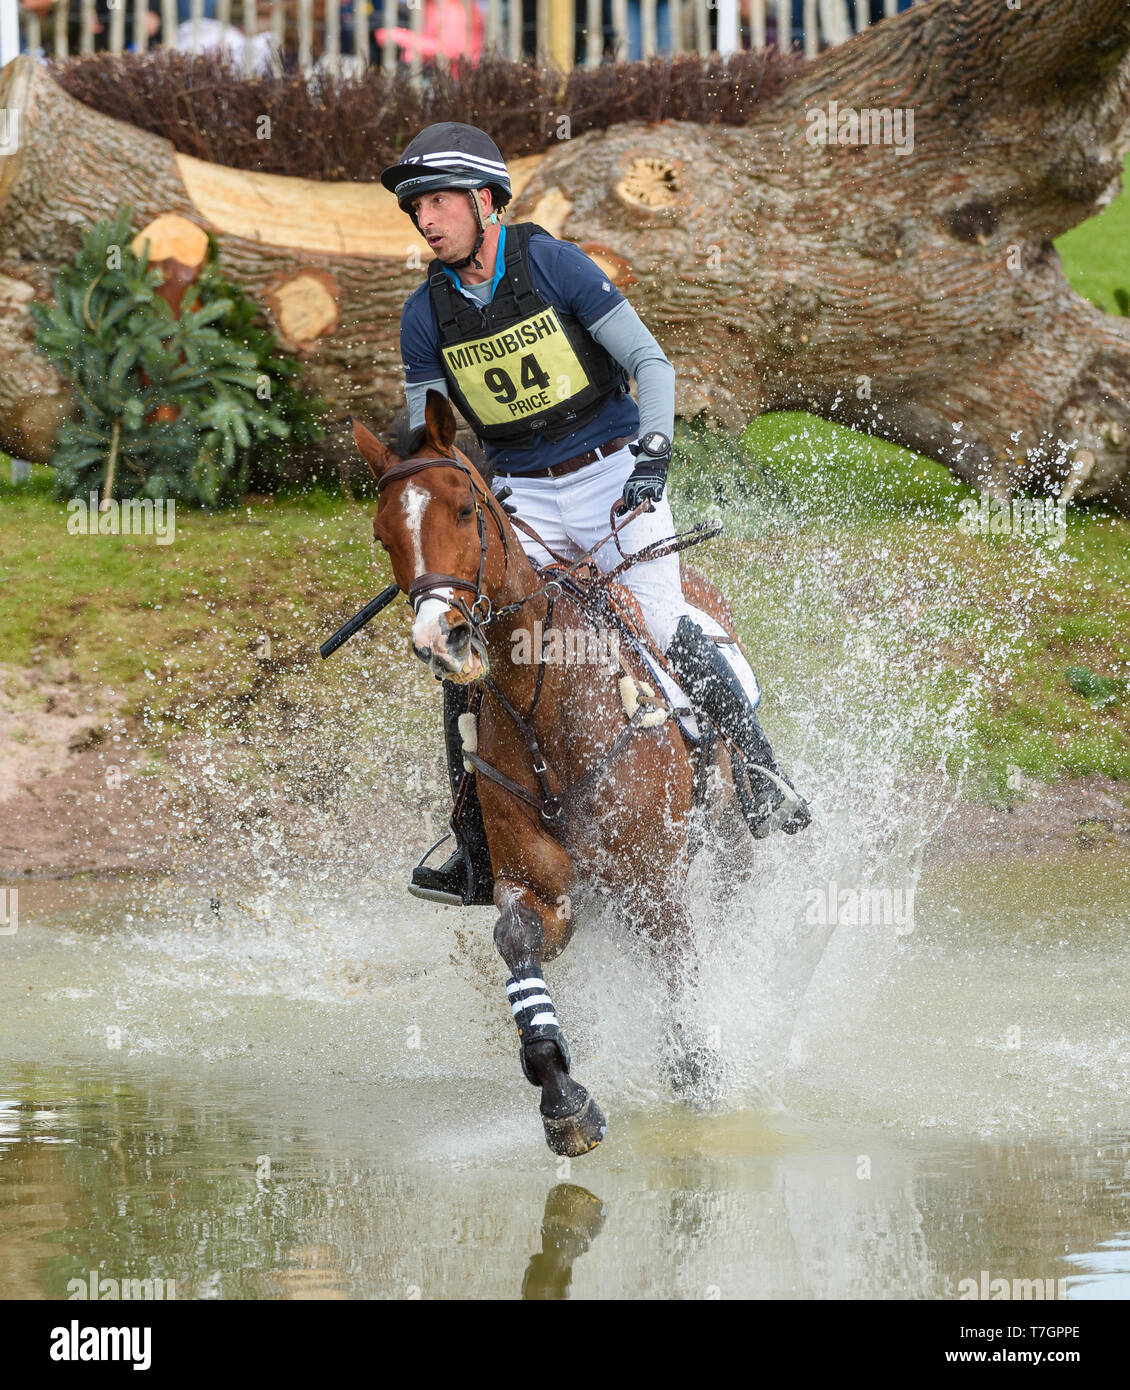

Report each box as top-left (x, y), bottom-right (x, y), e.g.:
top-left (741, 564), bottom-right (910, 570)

top-left (543, 0), bottom-right (1129, 505)
top-left (1, 0), bottom-right (1129, 502)
top-left (0, 55), bottom-right (543, 473)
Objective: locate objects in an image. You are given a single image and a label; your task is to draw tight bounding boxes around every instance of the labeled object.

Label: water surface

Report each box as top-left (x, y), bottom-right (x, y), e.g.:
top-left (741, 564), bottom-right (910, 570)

top-left (2, 853), bottom-right (1128, 1299)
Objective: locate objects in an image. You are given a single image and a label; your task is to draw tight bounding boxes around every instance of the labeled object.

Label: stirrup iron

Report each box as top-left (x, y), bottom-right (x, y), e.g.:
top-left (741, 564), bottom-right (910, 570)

top-left (408, 832), bottom-right (465, 906)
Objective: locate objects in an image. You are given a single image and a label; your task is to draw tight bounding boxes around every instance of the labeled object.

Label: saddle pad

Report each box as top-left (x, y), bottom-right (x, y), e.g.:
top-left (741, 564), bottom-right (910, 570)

top-left (600, 577), bottom-right (702, 744)
top-left (636, 647), bottom-right (702, 743)
top-left (537, 565), bottom-right (707, 744)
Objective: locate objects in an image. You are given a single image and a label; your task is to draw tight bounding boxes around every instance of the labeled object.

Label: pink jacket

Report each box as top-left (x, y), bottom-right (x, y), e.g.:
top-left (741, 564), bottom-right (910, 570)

top-left (376, 0), bottom-right (485, 66)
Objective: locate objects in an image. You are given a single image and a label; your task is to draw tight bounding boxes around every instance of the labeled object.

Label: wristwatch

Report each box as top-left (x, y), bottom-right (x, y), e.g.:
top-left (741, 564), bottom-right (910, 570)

top-left (619, 431), bottom-right (672, 515)
top-left (635, 431), bottom-right (671, 458)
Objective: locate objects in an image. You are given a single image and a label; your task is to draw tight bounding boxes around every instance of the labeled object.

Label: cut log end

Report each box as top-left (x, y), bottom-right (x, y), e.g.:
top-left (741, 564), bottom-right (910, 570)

top-left (131, 214), bottom-right (210, 268)
top-left (263, 269), bottom-right (341, 351)
top-left (581, 244), bottom-right (637, 288)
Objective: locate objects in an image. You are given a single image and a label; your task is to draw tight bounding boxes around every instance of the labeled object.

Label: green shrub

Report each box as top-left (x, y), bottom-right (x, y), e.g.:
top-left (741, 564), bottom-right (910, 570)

top-left (31, 207), bottom-right (324, 507)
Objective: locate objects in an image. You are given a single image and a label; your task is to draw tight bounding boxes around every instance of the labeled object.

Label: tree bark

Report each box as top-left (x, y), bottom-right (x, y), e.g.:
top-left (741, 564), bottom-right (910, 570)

top-left (0, 55), bottom-right (542, 471)
top-left (512, 0), bottom-right (1130, 503)
top-left (2, 0), bottom-right (1129, 502)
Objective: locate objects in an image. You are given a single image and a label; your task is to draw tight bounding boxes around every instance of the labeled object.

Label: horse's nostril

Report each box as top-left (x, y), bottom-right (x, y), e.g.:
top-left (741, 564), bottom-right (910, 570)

top-left (447, 623), bottom-right (472, 657)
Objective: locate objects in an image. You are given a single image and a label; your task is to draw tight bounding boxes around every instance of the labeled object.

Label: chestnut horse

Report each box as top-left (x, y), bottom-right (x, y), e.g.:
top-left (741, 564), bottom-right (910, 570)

top-left (354, 392), bottom-right (753, 1156)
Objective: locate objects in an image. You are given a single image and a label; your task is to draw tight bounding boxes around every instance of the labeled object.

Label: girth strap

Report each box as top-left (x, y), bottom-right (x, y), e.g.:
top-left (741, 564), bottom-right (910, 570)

top-left (464, 707), bottom-right (654, 830)
top-left (482, 666), bottom-right (564, 827)
top-left (462, 749), bottom-right (553, 820)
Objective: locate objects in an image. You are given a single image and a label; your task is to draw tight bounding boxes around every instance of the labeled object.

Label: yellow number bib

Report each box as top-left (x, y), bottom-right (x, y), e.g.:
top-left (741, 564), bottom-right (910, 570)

top-left (441, 307), bottom-right (593, 428)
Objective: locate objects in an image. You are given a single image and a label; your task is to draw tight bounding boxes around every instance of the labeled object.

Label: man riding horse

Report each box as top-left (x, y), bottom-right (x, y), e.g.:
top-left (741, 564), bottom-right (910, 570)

top-left (381, 122), bottom-right (811, 908)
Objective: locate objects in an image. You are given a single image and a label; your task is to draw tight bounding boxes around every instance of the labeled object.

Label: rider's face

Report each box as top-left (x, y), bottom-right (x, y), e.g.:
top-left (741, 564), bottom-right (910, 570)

top-left (411, 189), bottom-right (490, 261)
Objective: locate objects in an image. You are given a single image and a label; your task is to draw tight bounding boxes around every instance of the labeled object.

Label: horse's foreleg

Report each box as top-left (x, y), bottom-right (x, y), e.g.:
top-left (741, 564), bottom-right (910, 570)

top-left (634, 892), bottom-right (722, 1105)
top-left (493, 880), bottom-right (607, 1157)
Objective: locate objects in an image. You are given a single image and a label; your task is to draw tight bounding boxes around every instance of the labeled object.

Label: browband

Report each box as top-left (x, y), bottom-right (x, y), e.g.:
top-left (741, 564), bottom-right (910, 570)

top-left (376, 454), bottom-right (473, 493)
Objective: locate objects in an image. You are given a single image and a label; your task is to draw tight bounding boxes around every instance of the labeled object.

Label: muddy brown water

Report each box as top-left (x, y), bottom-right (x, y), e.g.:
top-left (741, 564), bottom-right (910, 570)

top-left (1, 851), bottom-right (1128, 1300)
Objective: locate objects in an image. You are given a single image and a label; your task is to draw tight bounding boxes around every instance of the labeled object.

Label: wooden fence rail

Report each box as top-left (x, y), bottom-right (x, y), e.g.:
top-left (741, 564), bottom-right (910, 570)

top-left (15, 0), bottom-right (919, 73)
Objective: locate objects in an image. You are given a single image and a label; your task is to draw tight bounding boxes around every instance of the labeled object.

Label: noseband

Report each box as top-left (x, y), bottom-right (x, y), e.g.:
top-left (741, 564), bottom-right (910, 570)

top-left (377, 452), bottom-right (511, 629)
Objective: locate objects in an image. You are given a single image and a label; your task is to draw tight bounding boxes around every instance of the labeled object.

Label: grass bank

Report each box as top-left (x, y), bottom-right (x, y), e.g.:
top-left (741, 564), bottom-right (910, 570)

top-left (3, 433), bottom-right (1128, 804)
top-left (675, 416), bottom-right (1130, 799)
top-left (3, 155), bottom-right (1127, 805)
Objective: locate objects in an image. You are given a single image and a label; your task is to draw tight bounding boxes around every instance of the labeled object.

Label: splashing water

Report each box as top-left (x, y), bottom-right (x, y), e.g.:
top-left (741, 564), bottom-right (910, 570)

top-left (11, 419), bottom-right (1124, 1150)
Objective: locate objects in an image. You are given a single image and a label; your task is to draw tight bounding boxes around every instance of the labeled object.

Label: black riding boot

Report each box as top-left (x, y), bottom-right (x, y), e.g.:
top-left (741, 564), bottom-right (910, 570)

top-left (408, 681), bottom-right (496, 906)
top-left (665, 616), bottom-right (811, 839)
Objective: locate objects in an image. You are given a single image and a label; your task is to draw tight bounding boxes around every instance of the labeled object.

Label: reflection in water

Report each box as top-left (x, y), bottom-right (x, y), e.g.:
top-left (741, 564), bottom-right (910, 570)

top-left (0, 1103), bottom-right (85, 1303)
top-left (522, 1185), bottom-right (606, 1300)
top-left (0, 853), bottom-right (1128, 1299)
top-left (1, 1067), bottom-right (1128, 1300)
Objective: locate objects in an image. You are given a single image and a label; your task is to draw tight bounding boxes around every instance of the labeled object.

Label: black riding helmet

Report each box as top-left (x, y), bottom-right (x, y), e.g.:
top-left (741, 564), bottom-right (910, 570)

top-left (381, 122), bottom-right (512, 270)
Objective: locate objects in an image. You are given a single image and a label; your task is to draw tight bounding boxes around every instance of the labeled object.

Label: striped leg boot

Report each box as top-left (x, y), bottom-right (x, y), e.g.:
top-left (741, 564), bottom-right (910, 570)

top-left (506, 972), bottom-right (572, 1085)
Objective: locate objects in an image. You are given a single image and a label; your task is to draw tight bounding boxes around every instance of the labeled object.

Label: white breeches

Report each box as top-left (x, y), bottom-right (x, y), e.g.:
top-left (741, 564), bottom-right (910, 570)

top-left (494, 445), bottom-right (761, 706)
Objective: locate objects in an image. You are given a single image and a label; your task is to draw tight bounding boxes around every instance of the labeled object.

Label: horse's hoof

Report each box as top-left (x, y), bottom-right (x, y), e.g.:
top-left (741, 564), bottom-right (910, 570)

top-left (542, 1096), bottom-right (607, 1157)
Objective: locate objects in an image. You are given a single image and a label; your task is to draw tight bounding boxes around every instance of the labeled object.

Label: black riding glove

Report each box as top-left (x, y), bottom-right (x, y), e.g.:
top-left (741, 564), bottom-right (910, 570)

top-left (618, 435), bottom-right (671, 514)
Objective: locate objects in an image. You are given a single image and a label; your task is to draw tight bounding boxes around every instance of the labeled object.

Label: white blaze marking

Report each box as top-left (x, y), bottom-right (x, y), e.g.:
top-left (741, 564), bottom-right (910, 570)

top-left (402, 482), bottom-right (452, 655)
top-left (402, 483), bottom-right (429, 574)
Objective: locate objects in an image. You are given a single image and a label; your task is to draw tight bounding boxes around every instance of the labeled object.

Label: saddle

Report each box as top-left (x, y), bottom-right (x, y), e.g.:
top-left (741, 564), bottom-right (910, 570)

top-left (535, 556), bottom-right (727, 749)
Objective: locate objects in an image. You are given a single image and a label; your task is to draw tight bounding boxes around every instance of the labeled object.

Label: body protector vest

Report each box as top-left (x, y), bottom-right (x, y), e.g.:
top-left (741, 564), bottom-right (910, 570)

top-left (427, 223), bottom-right (630, 447)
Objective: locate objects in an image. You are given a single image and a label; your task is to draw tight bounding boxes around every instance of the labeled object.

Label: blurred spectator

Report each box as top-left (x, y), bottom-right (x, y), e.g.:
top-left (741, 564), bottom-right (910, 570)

top-left (172, 15), bottom-right (276, 68)
top-left (17, 0), bottom-right (65, 51)
top-left (17, 0), bottom-right (220, 52)
top-left (376, 0), bottom-right (485, 70)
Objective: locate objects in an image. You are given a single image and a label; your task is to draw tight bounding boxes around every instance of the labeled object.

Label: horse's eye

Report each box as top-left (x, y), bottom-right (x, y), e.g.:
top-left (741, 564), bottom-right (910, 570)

top-left (458, 503), bottom-right (475, 522)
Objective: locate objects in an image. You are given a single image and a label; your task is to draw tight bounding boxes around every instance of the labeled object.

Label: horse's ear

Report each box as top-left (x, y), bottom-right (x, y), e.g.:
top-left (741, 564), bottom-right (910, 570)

top-left (424, 388), bottom-right (457, 453)
top-left (351, 416), bottom-right (397, 481)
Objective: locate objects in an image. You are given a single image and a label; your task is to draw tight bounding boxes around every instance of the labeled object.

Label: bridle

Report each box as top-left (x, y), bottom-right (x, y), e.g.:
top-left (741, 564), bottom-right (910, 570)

top-left (377, 450), bottom-right (717, 638)
top-left (376, 452), bottom-right (512, 633)
top-left (374, 446), bottom-right (726, 832)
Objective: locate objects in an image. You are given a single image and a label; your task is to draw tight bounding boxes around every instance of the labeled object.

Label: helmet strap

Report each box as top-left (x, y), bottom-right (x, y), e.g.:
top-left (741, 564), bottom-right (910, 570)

top-left (444, 190), bottom-right (488, 271)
